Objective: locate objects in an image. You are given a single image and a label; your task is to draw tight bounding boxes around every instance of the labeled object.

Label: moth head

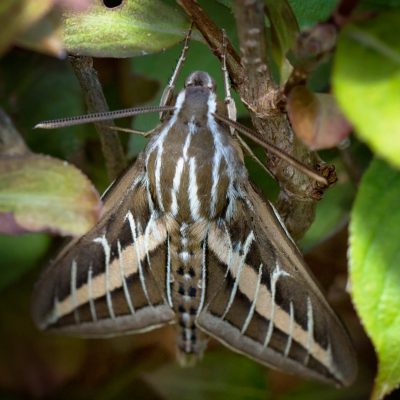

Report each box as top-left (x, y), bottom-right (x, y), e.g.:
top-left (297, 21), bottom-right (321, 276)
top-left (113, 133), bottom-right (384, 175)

top-left (185, 71), bottom-right (216, 92)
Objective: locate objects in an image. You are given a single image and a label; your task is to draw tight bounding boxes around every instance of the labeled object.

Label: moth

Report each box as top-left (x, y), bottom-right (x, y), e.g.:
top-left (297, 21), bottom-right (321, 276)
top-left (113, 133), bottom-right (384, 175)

top-left (32, 29), bottom-right (357, 387)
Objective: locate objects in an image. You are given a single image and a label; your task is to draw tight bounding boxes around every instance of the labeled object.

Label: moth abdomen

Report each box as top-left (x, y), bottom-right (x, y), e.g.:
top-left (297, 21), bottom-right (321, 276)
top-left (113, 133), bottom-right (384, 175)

top-left (166, 224), bottom-right (208, 360)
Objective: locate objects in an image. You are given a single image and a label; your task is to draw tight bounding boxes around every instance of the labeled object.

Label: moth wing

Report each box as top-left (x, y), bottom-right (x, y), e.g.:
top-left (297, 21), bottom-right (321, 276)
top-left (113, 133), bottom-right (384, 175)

top-left (197, 182), bottom-right (357, 386)
top-left (32, 155), bottom-right (175, 337)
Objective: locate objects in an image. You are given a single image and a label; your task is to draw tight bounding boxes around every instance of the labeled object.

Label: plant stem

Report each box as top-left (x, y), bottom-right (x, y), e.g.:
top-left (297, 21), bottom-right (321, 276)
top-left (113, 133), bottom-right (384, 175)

top-left (179, 0), bottom-right (326, 240)
top-left (69, 55), bottom-right (127, 181)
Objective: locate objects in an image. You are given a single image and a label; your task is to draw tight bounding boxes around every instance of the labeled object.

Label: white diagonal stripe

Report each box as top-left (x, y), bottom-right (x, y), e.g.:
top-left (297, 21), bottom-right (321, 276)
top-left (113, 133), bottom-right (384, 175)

top-left (197, 235), bottom-right (208, 316)
top-left (263, 260), bottom-right (290, 348)
top-left (154, 146), bottom-right (164, 211)
top-left (71, 259), bottom-right (79, 323)
top-left (118, 240), bottom-right (135, 315)
top-left (188, 157), bottom-right (200, 220)
top-left (145, 177), bottom-right (154, 214)
top-left (87, 265), bottom-right (97, 322)
top-left (305, 296), bottom-right (314, 365)
top-left (166, 235), bottom-right (173, 307)
top-left (144, 211), bottom-right (155, 270)
top-left (222, 230), bottom-right (255, 319)
top-left (241, 263), bottom-right (263, 334)
top-left (126, 211), bottom-right (153, 306)
top-left (170, 157), bottom-right (184, 216)
top-left (209, 150), bottom-right (222, 217)
top-left (94, 235), bottom-right (115, 320)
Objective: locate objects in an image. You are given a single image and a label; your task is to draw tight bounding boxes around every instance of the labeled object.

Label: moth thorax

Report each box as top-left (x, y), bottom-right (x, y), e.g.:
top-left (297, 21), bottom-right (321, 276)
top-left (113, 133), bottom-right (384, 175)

top-left (185, 71), bottom-right (216, 91)
top-left (145, 86), bottom-right (232, 221)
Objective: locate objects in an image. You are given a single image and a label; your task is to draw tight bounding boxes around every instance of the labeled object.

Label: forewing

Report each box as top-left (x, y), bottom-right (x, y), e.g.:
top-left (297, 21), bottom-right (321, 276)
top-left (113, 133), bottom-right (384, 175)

top-left (32, 155), bottom-right (175, 337)
top-left (197, 182), bottom-right (357, 386)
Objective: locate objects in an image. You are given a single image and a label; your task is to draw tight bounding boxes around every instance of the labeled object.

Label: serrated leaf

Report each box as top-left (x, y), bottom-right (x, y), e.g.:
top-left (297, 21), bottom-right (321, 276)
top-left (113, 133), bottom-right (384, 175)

top-left (0, 154), bottom-right (101, 236)
top-left (64, 0), bottom-right (189, 57)
top-left (333, 11), bottom-right (400, 168)
top-left (349, 158), bottom-right (400, 399)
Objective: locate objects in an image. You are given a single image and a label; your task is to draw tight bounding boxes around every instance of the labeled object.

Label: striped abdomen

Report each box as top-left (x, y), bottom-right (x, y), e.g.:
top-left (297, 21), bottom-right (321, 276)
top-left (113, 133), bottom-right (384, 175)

top-left (165, 219), bottom-right (209, 362)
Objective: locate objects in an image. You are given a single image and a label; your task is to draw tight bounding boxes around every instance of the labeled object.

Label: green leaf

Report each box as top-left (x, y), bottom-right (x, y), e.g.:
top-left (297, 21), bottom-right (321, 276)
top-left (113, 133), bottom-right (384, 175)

top-left (287, 0), bottom-right (339, 28)
top-left (361, 0), bottom-right (400, 10)
top-left (1, 52), bottom-right (89, 159)
top-left (0, 233), bottom-right (50, 291)
top-left (264, 0), bottom-right (299, 77)
top-left (349, 158), bottom-right (400, 399)
top-left (0, 154), bottom-right (101, 236)
top-left (64, 0), bottom-right (190, 57)
top-left (145, 351), bottom-right (268, 400)
top-left (300, 153), bottom-right (355, 250)
top-left (333, 11), bottom-right (400, 168)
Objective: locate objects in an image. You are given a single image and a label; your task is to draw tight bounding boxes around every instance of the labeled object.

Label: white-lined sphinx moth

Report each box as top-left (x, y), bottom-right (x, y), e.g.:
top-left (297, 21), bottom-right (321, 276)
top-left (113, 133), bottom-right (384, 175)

top-left (32, 33), bottom-right (357, 387)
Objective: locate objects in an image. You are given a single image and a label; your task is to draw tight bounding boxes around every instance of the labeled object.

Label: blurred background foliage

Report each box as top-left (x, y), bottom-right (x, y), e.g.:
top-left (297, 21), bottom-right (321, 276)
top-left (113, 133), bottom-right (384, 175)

top-left (0, 0), bottom-right (400, 399)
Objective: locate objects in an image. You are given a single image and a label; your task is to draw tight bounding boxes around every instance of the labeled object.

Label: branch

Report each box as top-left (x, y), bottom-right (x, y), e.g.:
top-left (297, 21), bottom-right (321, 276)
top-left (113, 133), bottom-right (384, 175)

top-left (178, 0), bottom-right (325, 239)
top-left (69, 55), bottom-right (127, 180)
top-left (233, 0), bottom-right (276, 110)
top-left (177, 0), bottom-right (244, 88)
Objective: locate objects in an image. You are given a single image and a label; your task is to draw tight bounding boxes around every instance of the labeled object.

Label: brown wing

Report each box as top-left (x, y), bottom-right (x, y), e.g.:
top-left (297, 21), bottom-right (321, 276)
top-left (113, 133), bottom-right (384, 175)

top-left (32, 155), bottom-right (175, 337)
top-left (197, 182), bottom-right (357, 386)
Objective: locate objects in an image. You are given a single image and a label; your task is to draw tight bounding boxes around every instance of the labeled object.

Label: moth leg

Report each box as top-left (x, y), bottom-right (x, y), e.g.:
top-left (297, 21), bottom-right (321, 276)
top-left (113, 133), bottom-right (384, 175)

top-left (221, 29), bottom-right (237, 135)
top-left (236, 134), bottom-right (274, 179)
top-left (105, 125), bottom-right (156, 137)
top-left (159, 22), bottom-right (193, 120)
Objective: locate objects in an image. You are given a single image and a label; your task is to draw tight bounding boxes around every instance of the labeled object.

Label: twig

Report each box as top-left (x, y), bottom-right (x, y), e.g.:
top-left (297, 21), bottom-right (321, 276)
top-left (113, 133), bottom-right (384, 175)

top-left (233, 0), bottom-right (275, 108)
top-left (69, 55), bottom-right (127, 180)
top-left (178, 0), bottom-right (325, 239)
top-left (177, 0), bottom-right (243, 88)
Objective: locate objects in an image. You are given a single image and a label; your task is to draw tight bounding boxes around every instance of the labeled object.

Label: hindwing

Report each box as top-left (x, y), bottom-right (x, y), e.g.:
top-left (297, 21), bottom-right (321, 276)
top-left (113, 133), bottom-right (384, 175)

top-left (197, 182), bottom-right (357, 386)
top-left (32, 155), bottom-right (175, 337)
